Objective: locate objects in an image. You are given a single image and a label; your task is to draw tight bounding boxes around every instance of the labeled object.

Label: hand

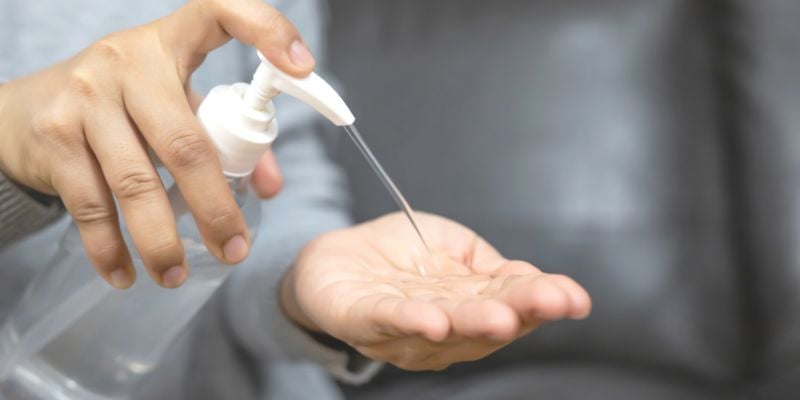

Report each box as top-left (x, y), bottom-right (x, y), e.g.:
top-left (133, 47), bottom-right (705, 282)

top-left (281, 212), bottom-right (592, 371)
top-left (0, 0), bottom-right (315, 289)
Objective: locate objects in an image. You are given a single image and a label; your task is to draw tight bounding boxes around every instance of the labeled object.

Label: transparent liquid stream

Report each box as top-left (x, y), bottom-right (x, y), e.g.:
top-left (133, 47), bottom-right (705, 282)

top-left (343, 125), bottom-right (432, 276)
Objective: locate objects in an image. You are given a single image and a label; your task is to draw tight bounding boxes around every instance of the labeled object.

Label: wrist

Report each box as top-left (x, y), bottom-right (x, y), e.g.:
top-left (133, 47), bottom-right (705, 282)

top-left (0, 80), bottom-right (26, 187)
top-left (279, 266), bottom-right (322, 333)
top-left (0, 78), bottom-right (55, 197)
top-left (0, 81), bottom-right (11, 174)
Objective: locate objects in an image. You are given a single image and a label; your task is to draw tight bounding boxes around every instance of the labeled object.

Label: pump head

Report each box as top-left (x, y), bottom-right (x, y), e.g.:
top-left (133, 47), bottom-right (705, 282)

top-left (198, 52), bottom-right (355, 176)
top-left (243, 52), bottom-right (355, 127)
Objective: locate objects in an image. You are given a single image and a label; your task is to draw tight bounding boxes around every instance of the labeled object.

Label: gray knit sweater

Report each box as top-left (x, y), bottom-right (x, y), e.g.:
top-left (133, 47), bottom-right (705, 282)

top-left (0, 178), bottom-right (62, 247)
top-left (0, 0), bottom-right (377, 398)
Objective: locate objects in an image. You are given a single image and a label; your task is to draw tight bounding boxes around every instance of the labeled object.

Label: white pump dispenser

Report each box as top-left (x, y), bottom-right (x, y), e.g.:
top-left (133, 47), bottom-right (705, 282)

top-left (201, 51), bottom-right (355, 176)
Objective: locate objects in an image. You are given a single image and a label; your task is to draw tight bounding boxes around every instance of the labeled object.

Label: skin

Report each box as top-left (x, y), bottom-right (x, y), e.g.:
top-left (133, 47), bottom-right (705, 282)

top-left (282, 212), bottom-right (592, 370)
top-left (0, 0), bottom-right (311, 289)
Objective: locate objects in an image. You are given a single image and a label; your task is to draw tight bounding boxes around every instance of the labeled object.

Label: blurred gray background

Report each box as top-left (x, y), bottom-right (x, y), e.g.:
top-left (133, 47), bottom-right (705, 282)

top-left (323, 0), bottom-right (800, 399)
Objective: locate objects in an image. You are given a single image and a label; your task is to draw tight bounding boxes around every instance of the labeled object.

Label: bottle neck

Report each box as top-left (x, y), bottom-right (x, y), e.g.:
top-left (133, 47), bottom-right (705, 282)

top-left (243, 63), bottom-right (279, 111)
top-left (226, 174), bottom-right (251, 208)
top-left (167, 173), bottom-right (251, 218)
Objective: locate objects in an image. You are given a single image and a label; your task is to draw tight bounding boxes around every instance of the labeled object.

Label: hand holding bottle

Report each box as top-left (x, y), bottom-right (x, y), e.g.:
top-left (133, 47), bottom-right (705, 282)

top-left (0, 0), bottom-right (314, 289)
top-left (281, 212), bottom-right (592, 371)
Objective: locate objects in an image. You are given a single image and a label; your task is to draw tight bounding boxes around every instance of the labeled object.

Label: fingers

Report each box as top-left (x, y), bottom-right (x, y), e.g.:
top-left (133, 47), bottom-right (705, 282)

top-left (548, 274), bottom-right (593, 319)
top-left (466, 237), bottom-right (508, 274)
top-left (210, 0), bottom-right (315, 76)
top-left (252, 149), bottom-right (283, 199)
top-left (51, 143), bottom-right (135, 289)
top-left (437, 298), bottom-right (520, 342)
top-left (123, 74), bottom-right (250, 265)
top-left (485, 261), bottom-right (591, 321)
top-left (498, 273), bottom-right (591, 321)
top-left (361, 296), bottom-right (521, 372)
top-left (161, 0), bottom-right (315, 78)
top-left (355, 295), bottom-right (450, 343)
top-left (507, 276), bottom-right (572, 319)
top-left (186, 87), bottom-right (204, 113)
top-left (493, 260), bottom-right (540, 276)
top-left (83, 104), bottom-right (187, 288)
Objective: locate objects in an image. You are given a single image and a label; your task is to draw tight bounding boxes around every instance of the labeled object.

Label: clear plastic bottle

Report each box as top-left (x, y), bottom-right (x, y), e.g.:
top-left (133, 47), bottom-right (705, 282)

top-left (0, 52), bottom-right (356, 399)
top-left (0, 177), bottom-right (259, 399)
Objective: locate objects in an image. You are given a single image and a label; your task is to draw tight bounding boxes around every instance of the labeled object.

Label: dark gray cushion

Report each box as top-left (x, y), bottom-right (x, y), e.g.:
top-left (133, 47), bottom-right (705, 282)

top-left (342, 363), bottom-right (735, 400)
top-left (328, 0), bottom-right (744, 394)
top-left (728, 0), bottom-right (800, 389)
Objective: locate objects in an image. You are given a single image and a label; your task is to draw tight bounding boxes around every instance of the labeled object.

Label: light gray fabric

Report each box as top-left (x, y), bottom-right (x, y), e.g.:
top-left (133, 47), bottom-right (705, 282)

top-left (0, 0), bottom-right (376, 398)
top-left (343, 363), bottom-right (737, 400)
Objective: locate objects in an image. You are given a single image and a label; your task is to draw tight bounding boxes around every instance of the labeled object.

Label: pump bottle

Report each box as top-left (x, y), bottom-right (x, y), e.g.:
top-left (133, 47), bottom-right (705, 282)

top-left (0, 52), bottom-right (354, 399)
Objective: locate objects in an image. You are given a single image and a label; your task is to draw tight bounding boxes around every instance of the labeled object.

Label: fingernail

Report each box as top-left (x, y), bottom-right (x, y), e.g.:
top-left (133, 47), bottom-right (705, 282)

top-left (289, 40), bottom-right (315, 69)
top-left (162, 265), bottom-right (186, 288)
top-left (223, 235), bottom-right (249, 263)
top-left (110, 268), bottom-right (133, 289)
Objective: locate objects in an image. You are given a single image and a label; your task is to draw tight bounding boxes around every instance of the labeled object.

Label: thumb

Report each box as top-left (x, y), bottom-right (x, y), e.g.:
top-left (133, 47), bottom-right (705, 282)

top-left (158, 0), bottom-right (316, 78)
top-left (252, 149), bottom-right (284, 199)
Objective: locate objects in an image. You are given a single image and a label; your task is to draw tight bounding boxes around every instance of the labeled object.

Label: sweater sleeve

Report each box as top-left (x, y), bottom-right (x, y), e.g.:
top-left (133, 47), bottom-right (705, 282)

top-left (0, 172), bottom-right (63, 249)
top-left (222, 125), bottom-right (381, 384)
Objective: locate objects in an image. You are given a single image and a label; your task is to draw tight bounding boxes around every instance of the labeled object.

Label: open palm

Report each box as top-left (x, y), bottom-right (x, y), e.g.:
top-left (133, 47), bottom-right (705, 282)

top-left (281, 212), bottom-right (591, 370)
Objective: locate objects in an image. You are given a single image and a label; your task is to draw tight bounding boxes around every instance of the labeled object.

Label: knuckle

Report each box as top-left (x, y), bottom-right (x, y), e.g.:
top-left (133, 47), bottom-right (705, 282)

top-left (67, 68), bottom-right (100, 99)
top-left (87, 38), bottom-right (126, 65)
top-left (203, 204), bottom-right (239, 232)
top-left (263, 11), bottom-right (289, 30)
top-left (32, 108), bottom-right (76, 141)
top-left (112, 168), bottom-right (162, 201)
top-left (72, 199), bottom-right (116, 226)
top-left (141, 238), bottom-right (183, 269)
top-left (161, 126), bottom-right (214, 169)
top-left (30, 107), bottom-right (86, 165)
top-left (88, 240), bottom-right (125, 270)
top-left (206, 0), bottom-right (241, 16)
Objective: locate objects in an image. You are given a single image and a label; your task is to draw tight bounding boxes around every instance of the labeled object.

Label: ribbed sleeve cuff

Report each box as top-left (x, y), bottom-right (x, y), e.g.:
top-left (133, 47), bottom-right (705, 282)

top-left (0, 175), bottom-right (63, 247)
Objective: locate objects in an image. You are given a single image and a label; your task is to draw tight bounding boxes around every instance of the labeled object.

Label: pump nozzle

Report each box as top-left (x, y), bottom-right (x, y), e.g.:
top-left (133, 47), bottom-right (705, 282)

top-left (198, 52), bottom-right (355, 176)
top-left (243, 52), bottom-right (355, 126)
